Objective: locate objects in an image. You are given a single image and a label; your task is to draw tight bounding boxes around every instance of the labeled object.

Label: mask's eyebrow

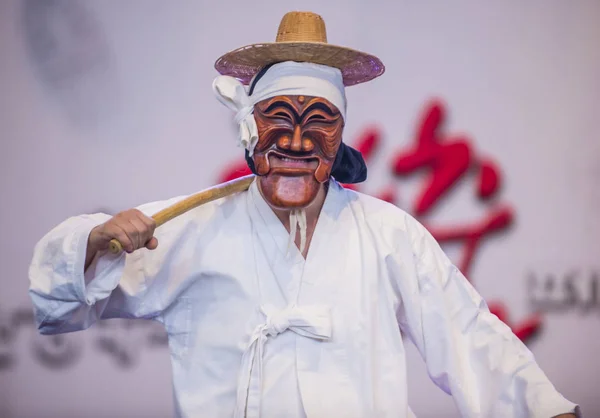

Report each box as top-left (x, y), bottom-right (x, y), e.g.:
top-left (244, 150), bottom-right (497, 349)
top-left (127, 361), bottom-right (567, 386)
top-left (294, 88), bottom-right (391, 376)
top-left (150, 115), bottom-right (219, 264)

top-left (264, 100), bottom-right (299, 118)
top-left (262, 98), bottom-right (341, 120)
top-left (302, 101), bottom-right (339, 118)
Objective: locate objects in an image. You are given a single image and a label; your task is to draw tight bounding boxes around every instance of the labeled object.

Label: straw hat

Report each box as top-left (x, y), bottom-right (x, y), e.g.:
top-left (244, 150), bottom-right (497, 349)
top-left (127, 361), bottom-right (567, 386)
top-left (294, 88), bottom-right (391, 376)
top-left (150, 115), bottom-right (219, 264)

top-left (214, 11), bottom-right (385, 87)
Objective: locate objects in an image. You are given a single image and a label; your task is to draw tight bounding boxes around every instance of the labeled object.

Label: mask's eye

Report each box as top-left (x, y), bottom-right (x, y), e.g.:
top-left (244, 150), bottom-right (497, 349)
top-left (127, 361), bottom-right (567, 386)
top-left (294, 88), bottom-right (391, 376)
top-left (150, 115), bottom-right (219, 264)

top-left (302, 101), bottom-right (340, 124)
top-left (306, 114), bottom-right (327, 123)
top-left (265, 107), bottom-right (294, 123)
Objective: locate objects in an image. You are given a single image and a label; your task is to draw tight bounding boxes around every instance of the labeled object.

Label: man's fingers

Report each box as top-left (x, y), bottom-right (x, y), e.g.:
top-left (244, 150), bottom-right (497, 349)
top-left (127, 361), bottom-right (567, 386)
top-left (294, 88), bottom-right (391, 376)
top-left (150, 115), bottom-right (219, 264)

top-left (133, 211), bottom-right (157, 241)
top-left (127, 217), bottom-right (148, 250)
top-left (130, 211), bottom-right (156, 248)
top-left (145, 237), bottom-right (159, 250)
top-left (94, 209), bottom-right (158, 254)
top-left (111, 225), bottom-right (134, 253)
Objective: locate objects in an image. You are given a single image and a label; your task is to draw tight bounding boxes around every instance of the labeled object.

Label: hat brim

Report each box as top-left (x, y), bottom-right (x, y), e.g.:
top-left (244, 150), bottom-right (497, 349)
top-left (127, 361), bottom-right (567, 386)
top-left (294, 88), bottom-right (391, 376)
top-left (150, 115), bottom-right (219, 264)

top-left (214, 42), bottom-right (385, 87)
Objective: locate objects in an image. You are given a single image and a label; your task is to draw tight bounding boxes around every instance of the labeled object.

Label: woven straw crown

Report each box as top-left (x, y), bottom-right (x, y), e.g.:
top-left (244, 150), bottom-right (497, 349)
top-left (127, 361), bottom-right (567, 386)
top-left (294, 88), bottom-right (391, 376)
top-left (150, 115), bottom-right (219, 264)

top-left (276, 11), bottom-right (327, 43)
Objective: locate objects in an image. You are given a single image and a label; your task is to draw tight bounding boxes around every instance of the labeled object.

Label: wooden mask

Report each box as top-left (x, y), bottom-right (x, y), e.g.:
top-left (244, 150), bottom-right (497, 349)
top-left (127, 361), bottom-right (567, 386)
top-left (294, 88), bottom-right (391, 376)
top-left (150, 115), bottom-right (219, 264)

top-left (252, 95), bottom-right (344, 209)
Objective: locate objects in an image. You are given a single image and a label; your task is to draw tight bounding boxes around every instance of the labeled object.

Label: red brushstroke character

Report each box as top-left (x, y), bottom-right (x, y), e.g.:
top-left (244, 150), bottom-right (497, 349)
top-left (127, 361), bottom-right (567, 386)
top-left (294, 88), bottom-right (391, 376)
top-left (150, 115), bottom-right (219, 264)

top-left (387, 99), bottom-right (539, 342)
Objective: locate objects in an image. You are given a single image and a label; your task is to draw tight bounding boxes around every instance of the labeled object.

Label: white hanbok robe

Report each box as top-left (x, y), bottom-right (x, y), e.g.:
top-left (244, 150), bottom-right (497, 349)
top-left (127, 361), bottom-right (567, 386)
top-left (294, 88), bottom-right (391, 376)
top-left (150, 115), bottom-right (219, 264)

top-left (28, 179), bottom-right (580, 418)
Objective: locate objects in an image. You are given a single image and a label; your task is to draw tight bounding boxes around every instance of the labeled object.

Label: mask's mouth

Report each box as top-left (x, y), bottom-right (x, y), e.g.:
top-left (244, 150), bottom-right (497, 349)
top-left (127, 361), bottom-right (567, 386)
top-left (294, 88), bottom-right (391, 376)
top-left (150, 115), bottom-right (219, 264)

top-left (267, 150), bottom-right (319, 176)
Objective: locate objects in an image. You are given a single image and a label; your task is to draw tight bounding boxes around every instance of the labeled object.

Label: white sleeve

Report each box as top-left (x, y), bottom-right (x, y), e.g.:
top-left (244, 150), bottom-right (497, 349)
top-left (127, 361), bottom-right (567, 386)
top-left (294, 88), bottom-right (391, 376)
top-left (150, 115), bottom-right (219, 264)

top-left (28, 195), bottom-right (189, 335)
top-left (394, 215), bottom-right (581, 418)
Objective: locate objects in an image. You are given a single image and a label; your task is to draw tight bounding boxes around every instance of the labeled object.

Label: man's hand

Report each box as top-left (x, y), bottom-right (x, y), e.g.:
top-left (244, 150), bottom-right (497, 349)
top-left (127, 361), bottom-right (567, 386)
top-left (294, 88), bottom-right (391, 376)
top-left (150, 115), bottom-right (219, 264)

top-left (85, 209), bottom-right (157, 270)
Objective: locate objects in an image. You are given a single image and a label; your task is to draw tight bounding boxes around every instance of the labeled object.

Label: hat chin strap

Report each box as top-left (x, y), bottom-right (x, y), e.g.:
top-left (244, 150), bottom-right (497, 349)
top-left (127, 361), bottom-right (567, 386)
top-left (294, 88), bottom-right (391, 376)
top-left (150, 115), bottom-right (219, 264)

top-left (287, 209), bottom-right (307, 257)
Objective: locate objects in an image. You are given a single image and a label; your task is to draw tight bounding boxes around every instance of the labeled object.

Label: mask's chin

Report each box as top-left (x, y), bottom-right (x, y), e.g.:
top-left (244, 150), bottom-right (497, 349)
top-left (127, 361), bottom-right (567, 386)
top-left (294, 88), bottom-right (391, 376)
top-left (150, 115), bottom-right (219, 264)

top-left (254, 151), bottom-right (325, 210)
top-left (258, 174), bottom-right (321, 209)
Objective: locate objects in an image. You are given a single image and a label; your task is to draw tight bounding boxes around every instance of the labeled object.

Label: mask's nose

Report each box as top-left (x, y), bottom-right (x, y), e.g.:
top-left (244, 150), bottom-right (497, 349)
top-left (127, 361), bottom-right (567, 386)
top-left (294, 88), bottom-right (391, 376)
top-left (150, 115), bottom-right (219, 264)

top-left (277, 125), bottom-right (315, 153)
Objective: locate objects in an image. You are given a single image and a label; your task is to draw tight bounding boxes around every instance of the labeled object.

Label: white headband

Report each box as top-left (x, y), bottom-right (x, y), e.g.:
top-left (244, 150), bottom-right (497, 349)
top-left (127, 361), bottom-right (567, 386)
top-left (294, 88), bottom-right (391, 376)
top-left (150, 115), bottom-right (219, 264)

top-left (212, 61), bottom-right (347, 156)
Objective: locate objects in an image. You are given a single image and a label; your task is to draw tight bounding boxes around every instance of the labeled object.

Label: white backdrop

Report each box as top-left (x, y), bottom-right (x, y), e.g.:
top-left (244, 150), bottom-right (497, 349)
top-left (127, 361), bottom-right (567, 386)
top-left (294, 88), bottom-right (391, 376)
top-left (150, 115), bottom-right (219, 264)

top-left (1, 0), bottom-right (599, 417)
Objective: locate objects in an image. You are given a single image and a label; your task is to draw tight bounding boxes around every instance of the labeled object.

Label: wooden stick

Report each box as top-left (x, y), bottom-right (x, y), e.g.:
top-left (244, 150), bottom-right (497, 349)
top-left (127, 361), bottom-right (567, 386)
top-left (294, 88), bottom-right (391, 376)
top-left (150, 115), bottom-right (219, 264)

top-left (108, 175), bottom-right (255, 254)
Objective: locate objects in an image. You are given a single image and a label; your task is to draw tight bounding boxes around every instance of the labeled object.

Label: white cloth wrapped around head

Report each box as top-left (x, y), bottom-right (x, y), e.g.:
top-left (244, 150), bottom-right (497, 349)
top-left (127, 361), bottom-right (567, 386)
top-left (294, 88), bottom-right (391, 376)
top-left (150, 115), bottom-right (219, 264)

top-left (212, 61), bottom-right (347, 156)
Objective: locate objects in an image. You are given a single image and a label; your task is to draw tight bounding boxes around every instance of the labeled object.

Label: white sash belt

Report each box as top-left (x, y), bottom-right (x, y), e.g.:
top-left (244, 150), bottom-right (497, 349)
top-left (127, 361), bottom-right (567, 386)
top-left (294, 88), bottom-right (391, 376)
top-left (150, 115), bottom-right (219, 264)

top-left (234, 304), bottom-right (332, 418)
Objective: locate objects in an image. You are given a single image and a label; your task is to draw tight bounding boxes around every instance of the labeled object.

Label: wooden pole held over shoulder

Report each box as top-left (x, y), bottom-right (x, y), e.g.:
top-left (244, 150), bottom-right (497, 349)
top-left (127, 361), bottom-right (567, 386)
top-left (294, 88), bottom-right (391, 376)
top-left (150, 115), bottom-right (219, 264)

top-left (108, 175), bottom-right (255, 254)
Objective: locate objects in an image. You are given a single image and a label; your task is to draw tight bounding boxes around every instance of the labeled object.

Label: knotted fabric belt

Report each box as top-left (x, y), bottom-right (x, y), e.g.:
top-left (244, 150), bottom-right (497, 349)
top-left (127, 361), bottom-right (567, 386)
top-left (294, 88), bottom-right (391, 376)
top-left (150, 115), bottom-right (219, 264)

top-left (234, 304), bottom-right (332, 418)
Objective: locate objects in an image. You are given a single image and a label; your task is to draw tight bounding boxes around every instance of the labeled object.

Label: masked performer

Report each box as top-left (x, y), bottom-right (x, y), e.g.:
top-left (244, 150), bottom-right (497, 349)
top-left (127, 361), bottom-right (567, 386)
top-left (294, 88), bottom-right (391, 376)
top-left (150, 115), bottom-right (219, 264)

top-left (28, 11), bottom-right (580, 418)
